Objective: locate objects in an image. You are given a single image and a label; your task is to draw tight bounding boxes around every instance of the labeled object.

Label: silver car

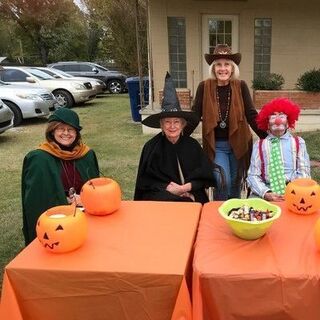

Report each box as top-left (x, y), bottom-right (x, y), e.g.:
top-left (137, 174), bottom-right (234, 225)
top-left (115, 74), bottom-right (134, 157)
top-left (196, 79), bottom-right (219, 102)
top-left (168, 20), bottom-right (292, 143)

top-left (0, 66), bottom-right (96, 108)
top-left (0, 99), bottom-right (14, 134)
top-left (0, 80), bottom-right (58, 126)
top-left (35, 67), bottom-right (107, 95)
top-left (48, 61), bottom-right (127, 94)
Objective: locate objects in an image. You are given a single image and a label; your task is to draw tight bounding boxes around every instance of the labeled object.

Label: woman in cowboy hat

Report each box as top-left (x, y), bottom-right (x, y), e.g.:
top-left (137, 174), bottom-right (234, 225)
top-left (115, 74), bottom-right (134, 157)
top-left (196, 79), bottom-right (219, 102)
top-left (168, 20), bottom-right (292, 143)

top-left (185, 44), bottom-right (267, 200)
top-left (21, 108), bottom-right (100, 245)
top-left (134, 72), bottom-right (218, 203)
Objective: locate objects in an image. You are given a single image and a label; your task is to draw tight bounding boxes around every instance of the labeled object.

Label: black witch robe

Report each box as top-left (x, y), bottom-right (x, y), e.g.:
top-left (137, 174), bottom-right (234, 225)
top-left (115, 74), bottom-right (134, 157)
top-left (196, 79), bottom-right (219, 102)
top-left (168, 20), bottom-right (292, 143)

top-left (134, 133), bottom-right (216, 204)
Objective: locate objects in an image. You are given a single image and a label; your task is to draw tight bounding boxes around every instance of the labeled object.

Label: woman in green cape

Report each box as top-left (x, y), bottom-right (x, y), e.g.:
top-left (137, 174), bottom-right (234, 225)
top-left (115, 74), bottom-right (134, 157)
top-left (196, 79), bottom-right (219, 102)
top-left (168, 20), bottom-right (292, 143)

top-left (21, 108), bottom-right (100, 245)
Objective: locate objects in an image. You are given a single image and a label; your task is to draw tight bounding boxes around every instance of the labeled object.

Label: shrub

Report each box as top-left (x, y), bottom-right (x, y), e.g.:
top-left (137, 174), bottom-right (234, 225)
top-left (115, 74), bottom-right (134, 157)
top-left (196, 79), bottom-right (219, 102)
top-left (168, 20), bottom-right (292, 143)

top-left (252, 73), bottom-right (285, 90)
top-left (296, 69), bottom-right (320, 92)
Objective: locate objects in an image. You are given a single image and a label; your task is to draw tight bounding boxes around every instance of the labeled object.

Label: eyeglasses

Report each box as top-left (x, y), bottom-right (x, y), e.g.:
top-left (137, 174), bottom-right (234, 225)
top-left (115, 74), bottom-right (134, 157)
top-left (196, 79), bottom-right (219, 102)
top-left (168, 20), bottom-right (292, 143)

top-left (55, 127), bottom-right (76, 134)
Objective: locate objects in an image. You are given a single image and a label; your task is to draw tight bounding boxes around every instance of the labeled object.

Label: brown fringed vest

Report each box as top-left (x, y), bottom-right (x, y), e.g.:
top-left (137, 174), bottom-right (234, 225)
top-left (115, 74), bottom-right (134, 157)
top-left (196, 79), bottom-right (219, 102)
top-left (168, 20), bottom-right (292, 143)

top-left (202, 79), bottom-right (253, 181)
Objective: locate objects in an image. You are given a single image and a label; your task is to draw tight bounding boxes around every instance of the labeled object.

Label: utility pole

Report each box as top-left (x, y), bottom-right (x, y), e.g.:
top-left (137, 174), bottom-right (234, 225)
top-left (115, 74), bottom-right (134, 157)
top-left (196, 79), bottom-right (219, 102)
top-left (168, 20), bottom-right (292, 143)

top-left (135, 0), bottom-right (145, 110)
top-left (146, 0), bottom-right (153, 109)
top-left (19, 39), bottom-right (24, 64)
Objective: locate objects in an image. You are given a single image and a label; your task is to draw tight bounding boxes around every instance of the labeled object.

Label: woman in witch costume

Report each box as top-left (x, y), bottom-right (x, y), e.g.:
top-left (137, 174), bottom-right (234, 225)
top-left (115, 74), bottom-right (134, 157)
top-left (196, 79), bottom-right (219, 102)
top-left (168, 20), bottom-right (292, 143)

top-left (185, 44), bottom-right (267, 200)
top-left (134, 72), bottom-right (218, 204)
top-left (21, 108), bottom-right (100, 245)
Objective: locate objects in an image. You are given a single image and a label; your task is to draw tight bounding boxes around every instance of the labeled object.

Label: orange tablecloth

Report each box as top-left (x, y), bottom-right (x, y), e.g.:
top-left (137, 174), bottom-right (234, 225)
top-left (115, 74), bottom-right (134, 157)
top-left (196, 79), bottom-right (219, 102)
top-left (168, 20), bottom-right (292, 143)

top-left (0, 201), bottom-right (201, 320)
top-left (193, 201), bottom-right (320, 320)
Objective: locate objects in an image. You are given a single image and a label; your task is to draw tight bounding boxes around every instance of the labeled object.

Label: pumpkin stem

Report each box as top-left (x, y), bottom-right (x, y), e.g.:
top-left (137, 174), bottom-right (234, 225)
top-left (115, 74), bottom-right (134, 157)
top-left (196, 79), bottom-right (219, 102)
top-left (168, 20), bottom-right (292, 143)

top-left (72, 202), bottom-right (77, 217)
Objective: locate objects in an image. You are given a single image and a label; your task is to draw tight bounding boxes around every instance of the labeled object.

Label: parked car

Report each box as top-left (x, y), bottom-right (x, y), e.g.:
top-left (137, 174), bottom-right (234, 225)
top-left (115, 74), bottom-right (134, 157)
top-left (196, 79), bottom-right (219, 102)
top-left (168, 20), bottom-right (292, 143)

top-left (0, 66), bottom-right (96, 108)
top-left (34, 67), bottom-right (107, 95)
top-left (0, 80), bottom-right (58, 126)
top-left (47, 61), bottom-right (127, 94)
top-left (0, 99), bottom-right (14, 134)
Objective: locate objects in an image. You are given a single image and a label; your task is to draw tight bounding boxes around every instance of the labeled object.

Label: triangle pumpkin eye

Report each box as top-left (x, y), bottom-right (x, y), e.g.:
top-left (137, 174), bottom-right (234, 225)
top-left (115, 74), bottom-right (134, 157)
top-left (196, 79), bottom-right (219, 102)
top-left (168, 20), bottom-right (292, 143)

top-left (55, 225), bottom-right (64, 231)
top-left (291, 190), bottom-right (296, 195)
top-left (311, 191), bottom-right (316, 196)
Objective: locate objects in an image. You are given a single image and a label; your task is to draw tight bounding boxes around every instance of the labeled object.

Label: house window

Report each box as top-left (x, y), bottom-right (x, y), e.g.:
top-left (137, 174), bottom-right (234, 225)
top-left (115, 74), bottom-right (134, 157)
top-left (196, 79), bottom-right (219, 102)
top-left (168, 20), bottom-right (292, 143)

top-left (202, 15), bottom-right (239, 79)
top-left (167, 17), bottom-right (187, 88)
top-left (208, 18), bottom-right (232, 53)
top-left (254, 18), bottom-right (272, 79)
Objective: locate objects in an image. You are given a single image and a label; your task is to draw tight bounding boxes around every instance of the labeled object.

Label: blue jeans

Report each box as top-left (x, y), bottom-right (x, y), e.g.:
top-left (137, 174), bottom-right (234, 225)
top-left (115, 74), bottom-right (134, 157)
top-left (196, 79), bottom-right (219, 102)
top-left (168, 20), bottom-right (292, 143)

top-left (213, 140), bottom-right (240, 200)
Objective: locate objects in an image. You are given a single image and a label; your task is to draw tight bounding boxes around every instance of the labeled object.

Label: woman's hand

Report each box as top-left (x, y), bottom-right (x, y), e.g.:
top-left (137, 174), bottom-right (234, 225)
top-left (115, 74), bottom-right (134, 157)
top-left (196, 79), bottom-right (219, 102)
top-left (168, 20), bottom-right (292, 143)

top-left (166, 182), bottom-right (184, 195)
top-left (67, 193), bottom-right (83, 206)
top-left (166, 182), bottom-right (195, 201)
top-left (166, 182), bottom-right (193, 197)
top-left (264, 192), bottom-right (284, 202)
top-left (180, 191), bottom-right (195, 201)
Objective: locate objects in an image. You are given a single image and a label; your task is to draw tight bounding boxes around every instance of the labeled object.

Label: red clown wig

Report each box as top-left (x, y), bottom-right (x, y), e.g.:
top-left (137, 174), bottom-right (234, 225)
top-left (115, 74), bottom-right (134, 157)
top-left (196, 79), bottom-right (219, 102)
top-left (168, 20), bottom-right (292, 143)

top-left (257, 98), bottom-right (301, 131)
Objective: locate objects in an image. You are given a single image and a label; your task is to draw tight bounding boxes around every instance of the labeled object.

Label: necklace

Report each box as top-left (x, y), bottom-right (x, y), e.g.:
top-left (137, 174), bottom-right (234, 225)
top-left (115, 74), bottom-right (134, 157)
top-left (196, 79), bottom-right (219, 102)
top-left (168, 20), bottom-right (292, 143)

top-left (60, 160), bottom-right (76, 197)
top-left (216, 86), bottom-right (231, 129)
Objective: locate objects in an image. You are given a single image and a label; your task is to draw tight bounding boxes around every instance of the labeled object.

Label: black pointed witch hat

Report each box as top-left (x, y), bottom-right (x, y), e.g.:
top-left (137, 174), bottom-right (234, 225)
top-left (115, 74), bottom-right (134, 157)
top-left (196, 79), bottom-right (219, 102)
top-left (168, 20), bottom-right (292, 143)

top-left (142, 72), bottom-right (199, 128)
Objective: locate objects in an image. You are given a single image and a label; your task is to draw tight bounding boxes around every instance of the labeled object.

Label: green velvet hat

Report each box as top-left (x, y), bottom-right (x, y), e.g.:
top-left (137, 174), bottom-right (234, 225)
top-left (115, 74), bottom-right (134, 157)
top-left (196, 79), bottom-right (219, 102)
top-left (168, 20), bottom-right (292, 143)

top-left (142, 72), bottom-right (199, 128)
top-left (48, 108), bottom-right (82, 131)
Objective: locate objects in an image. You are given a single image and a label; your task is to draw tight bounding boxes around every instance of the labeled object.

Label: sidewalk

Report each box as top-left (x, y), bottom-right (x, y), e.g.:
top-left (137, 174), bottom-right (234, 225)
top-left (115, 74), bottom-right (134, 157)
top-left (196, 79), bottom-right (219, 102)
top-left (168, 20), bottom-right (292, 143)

top-left (295, 109), bottom-right (320, 132)
top-left (141, 102), bottom-right (320, 134)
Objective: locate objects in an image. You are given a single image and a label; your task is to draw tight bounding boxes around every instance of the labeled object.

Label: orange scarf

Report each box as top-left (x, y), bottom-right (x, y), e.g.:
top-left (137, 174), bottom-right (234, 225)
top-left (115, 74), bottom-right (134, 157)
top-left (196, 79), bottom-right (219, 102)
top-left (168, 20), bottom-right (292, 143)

top-left (38, 141), bottom-right (90, 160)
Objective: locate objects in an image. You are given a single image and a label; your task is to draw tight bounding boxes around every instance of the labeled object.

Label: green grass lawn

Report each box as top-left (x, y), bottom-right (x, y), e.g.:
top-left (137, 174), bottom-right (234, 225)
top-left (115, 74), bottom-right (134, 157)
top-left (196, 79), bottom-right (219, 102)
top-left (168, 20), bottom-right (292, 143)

top-left (0, 94), bottom-right (151, 282)
top-left (0, 93), bottom-right (319, 284)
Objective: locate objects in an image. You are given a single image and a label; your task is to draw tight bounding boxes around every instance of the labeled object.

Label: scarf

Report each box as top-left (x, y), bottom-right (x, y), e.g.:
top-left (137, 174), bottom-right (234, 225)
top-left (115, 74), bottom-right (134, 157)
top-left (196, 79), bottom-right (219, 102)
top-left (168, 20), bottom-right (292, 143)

top-left (38, 141), bottom-right (90, 160)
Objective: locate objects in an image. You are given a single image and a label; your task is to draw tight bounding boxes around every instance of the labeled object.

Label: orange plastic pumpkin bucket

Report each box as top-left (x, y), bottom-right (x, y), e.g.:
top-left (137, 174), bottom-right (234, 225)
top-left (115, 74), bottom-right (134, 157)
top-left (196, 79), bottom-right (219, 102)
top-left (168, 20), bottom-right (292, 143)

top-left (285, 178), bottom-right (320, 215)
top-left (80, 177), bottom-right (121, 215)
top-left (36, 205), bottom-right (87, 253)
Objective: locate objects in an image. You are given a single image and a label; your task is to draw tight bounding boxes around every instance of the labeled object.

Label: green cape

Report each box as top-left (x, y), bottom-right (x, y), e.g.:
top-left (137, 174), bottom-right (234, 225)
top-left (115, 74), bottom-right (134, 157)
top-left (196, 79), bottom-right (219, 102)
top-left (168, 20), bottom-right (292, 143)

top-left (21, 149), bottom-right (99, 245)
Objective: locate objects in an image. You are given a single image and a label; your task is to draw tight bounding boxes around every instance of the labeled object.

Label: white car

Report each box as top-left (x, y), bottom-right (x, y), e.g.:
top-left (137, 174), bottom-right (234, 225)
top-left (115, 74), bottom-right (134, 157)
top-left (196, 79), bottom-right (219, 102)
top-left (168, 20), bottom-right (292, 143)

top-left (0, 99), bottom-right (14, 134)
top-left (34, 67), bottom-right (107, 95)
top-left (0, 66), bottom-right (96, 108)
top-left (0, 80), bottom-right (58, 126)
top-left (0, 81), bottom-right (60, 126)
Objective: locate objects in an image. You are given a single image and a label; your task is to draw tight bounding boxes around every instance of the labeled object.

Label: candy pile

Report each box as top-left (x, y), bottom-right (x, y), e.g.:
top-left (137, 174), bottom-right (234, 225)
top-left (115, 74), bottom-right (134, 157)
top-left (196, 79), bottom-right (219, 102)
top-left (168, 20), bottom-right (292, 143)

top-left (228, 205), bottom-right (274, 221)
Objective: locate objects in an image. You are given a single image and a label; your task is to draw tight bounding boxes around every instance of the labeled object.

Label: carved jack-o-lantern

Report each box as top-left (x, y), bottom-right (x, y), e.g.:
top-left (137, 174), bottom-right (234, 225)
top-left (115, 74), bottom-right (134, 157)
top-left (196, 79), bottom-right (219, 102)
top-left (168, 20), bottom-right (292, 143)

top-left (285, 178), bottom-right (320, 215)
top-left (36, 205), bottom-right (87, 253)
top-left (80, 177), bottom-right (121, 215)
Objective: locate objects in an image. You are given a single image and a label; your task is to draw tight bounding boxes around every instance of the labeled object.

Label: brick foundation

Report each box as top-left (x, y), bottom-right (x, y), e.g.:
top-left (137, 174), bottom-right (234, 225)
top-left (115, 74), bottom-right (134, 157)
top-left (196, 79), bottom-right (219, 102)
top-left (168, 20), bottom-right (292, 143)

top-left (253, 90), bottom-right (320, 109)
top-left (159, 88), bottom-right (192, 110)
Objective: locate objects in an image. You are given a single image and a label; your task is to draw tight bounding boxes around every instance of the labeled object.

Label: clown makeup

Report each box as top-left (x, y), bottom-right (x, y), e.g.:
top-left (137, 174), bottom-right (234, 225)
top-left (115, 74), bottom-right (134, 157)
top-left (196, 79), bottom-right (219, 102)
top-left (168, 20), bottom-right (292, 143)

top-left (268, 112), bottom-right (288, 137)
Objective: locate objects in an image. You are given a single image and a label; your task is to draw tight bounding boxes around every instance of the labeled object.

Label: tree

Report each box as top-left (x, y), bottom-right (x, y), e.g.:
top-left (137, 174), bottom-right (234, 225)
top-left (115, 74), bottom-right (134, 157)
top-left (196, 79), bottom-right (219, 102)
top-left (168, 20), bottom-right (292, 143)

top-left (0, 20), bottom-right (20, 62)
top-left (0, 0), bottom-right (148, 73)
top-left (0, 0), bottom-right (80, 64)
top-left (80, 0), bottom-right (148, 75)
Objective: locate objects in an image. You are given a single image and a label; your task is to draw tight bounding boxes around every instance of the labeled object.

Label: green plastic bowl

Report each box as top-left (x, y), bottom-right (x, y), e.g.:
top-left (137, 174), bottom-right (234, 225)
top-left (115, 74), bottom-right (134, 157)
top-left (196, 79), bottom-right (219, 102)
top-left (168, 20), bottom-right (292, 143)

top-left (218, 198), bottom-right (281, 240)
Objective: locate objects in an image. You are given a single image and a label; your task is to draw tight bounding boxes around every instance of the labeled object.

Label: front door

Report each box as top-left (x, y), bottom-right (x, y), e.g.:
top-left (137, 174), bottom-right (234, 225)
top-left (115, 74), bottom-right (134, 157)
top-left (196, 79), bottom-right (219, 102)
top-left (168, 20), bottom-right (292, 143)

top-left (202, 15), bottom-right (239, 79)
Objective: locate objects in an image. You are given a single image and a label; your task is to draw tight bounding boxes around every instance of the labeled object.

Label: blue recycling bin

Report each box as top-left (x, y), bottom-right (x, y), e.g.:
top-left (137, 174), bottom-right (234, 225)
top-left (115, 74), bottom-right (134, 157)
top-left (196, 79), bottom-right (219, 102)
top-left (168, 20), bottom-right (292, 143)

top-left (126, 76), bottom-right (149, 122)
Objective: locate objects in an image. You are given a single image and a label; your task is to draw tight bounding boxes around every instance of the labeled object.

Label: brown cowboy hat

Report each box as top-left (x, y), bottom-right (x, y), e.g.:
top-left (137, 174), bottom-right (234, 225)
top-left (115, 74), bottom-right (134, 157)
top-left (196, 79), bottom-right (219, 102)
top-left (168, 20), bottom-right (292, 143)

top-left (204, 44), bottom-right (241, 66)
